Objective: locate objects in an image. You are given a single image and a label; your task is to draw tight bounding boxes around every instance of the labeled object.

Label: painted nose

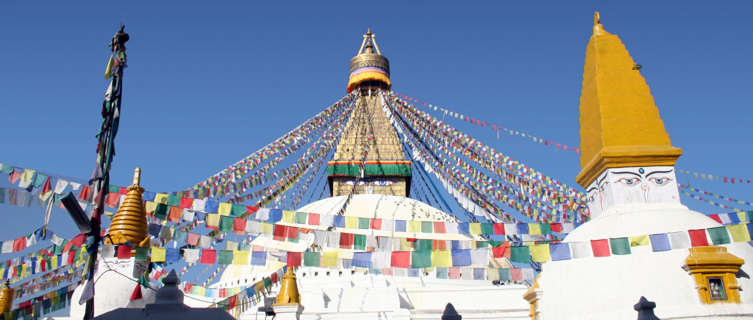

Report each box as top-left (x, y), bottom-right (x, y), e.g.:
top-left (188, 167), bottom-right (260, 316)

top-left (640, 183), bottom-right (649, 202)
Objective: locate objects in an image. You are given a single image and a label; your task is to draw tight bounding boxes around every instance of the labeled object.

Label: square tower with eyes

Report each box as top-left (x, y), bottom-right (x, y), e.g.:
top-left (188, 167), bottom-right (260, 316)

top-left (585, 166), bottom-right (680, 218)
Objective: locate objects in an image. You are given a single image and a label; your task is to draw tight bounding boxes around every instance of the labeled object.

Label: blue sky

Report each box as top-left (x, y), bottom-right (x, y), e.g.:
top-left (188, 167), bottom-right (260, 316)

top-left (1, 1), bottom-right (751, 243)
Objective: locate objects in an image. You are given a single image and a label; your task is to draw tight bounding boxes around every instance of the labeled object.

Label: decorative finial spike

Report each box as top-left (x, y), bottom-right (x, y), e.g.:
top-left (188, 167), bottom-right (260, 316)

top-left (367, 28), bottom-right (371, 34)
top-left (133, 167), bottom-right (141, 186)
top-left (594, 11), bottom-right (600, 25)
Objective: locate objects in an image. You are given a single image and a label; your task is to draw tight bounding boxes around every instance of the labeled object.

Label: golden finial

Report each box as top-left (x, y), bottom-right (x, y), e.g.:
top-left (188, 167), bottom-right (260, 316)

top-left (593, 11), bottom-right (606, 35)
top-left (105, 167), bottom-right (150, 247)
top-left (274, 268), bottom-right (300, 305)
top-left (132, 167), bottom-right (141, 186)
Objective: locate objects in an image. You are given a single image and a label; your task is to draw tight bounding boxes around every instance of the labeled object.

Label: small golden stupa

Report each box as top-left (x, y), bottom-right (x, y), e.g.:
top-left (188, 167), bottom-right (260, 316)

top-left (0, 281), bottom-right (13, 313)
top-left (105, 168), bottom-right (149, 247)
top-left (576, 12), bottom-right (682, 187)
top-left (274, 267), bottom-right (301, 306)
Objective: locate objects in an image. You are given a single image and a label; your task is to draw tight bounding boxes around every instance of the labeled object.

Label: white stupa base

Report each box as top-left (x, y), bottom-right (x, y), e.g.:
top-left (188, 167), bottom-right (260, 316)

top-left (273, 303), bottom-right (304, 320)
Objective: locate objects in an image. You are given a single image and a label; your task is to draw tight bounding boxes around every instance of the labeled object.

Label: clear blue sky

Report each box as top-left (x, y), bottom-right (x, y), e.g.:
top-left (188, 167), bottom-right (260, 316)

top-left (1, 1), bottom-right (752, 239)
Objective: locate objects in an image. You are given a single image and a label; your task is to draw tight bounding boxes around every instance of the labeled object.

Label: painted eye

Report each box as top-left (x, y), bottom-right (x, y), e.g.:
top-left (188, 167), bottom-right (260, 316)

top-left (618, 178), bottom-right (640, 186)
top-left (649, 177), bottom-right (672, 186)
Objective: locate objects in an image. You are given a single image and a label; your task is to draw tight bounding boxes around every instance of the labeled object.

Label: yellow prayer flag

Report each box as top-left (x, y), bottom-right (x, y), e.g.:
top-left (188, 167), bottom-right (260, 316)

top-left (629, 235), bottom-right (650, 247)
top-left (206, 214), bottom-right (220, 227)
top-left (530, 244), bottom-right (551, 262)
top-left (469, 223), bottom-right (482, 235)
top-left (727, 224), bottom-right (751, 242)
top-left (151, 247), bottom-right (166, 262)
top-left (195, 286), bottom-right (206, 296)
top-left (219, 202), bottom-right (232, 216)
top-left (261, 223), bottom-right (274, 234)
top-left (431, 250), bottom-right (452, 267)
top-left (154, 193), bottom-right (168, 204)
top-left (738, 212), bottom-right (748, 223)
top-left (321, 251), bottom-right (339, 268)
top-left (528, 223), bottom-right (542, 235)
top-left (51, 256), bottom-right (58, 269)
top-left (282, 210), bottom-right (295, 223)
top-left (233, 250), bottom-right (249, 265)
top-left (408, 221), bottom-right (421, 233)
top-left (345, 216), bottom-right (358, 229)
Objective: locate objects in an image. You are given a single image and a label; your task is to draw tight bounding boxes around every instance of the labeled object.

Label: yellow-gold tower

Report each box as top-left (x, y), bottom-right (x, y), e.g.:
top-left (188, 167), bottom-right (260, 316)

top-left (327, 29), bottom-right (411, 197)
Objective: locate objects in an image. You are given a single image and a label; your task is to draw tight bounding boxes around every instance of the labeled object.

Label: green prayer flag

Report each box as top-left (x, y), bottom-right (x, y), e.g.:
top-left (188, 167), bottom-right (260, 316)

top-left (540, 223), bottom-right (552, 235)
top-left (154, 203), bottom-right (168, 220)
top-left (481, 223), bottom-right (493, 235)
top-left (108, 185), bottom-right (120, 193)
top-left (263, 277), bottom-right (272, 289)
top-left (218, 250), bottom-right (233, 264)
top-left (217, 299), bottom-right (229, 310)
top-left (166, 195), bottom-right (181, 207)
top-left (411, 250), bottom-right (431, 268)
top-left (476, 241), bottom-right (489, 248)
top-left (421, 221), bottom-right (433, 233)
top-left (609, 237), bottom-right (631, 255)
top-left (304, 252), bottom-right (321, 267)
top-left (510, 246), bottom-right (530, 263)
top-left (231, 204), bottom-right (246, 217)
top-left (708, 227), bottom-right (731, 245)
top-left (415, 239), bottom-right (433, 251)
top-left (295, 212), bottom-right (307, 224)
top-left (219, 216), bottom-right (234, 233)
top-left (134, 247), bottom-right (149, 261)
top-left (354, 234), bottom-right (366, 250)
top-left (358, 218), bottom-right (370, 229)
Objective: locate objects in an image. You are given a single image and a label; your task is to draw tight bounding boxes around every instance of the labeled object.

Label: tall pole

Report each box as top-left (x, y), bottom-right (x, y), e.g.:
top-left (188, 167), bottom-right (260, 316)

top-left (82, 25), bottom-right (129, 320)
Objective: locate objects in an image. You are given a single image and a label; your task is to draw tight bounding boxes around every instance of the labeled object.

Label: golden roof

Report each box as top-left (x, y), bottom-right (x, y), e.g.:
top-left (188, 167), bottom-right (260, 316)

top-left (576, 12), bottom-right (682, 187)
top-left (105, 168), bottom-right (150, 247)
top-left (0, 281), bottom-right (13, 313)
top-left (347, 29), bottom-right (391, 93)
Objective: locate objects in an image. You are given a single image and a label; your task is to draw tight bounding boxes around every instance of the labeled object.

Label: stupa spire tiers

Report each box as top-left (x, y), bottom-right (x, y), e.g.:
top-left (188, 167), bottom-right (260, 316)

top-left (576, 12), bottom-right (682, 188)
top-left (105, 167), bottom-right (149, 247)
top-left (347, 28), bottom-right (391, 93)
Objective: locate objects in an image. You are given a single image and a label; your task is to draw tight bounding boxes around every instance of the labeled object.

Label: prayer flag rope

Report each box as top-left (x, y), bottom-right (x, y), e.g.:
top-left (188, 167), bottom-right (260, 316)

top-left (680, 184), bottom-right (753, 207)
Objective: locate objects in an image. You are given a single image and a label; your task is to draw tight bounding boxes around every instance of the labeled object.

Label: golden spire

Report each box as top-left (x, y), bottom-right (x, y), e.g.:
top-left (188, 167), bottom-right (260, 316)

top-left (576, 12), bottom-right (682, 187)
top-left (348, 29), bottom-right (391, 93)
top-left (105, 168), bottom-right (149, 247)
top-left (0, 281), bottom-right (13, 313)
top-left (274, 267), bottom-right (300, 306)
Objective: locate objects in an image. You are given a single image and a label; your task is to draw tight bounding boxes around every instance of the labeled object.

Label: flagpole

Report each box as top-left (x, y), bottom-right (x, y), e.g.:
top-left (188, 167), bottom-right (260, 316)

top-left (81, 25), bottom-right (129, 320)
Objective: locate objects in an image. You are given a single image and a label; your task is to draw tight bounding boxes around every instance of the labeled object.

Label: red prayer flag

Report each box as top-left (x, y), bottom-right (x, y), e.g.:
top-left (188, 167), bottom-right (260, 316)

top-left (308, 213), bottom-right (320, 225)
top-left (370, 218), bottom-right (382, 230)
top-left (273, 225), bottom-right (287, 241)
top-left (286, 226), bottom-right (298, 239)
top-left (708, 214), bottom-right (722, 224)
top-left (9, 170), bottom-right (21, 184)
top-left (233, 218), bottom-right (247, 235)
top-left (245, 206), bottom-right (259, 215)
top-left (179, 198), bottom-right (193, 209)
top-left (493, 223), bottom-right (505, 235)
top-left (78, 185), bottom-right (91, 202)
top-left (227, 296), bottom-right (237, 309)
top-left (340, 233), bottom-right (354, 248)
top-left (119, 187), bottom-right (128, 195)
top-left (219, 288), bottom-right (226, 298)
top-left (200, 249), bottom-right (217, 264)
top-left (550, 223), bottom-right (563, 233)
top-left (12, 237), bottom-right (25, 252)
top-left (117, 245), bottom-right (132, 259)
top-left (287, 252), bottom-right (302, 267)
top-left (492, 245), bottom-right (508, 258)
top-left (391, 251), bottom-right (411, 268)
top-left (105, 192), bottom-right (120, 208)
top-left (433, 222), bottom-right (446, 233)
top-left (591, 239), bottom-right (610, 257)
top-left (433, 240), bottom-right (447, 250)
top-left (689, 229), bottom-right (709, 247)
top-left (40, 177), bottom-right (51, 194)
top-left (168, 206), bottom-right (182, 222)
top-left (130, 284), bottom-right (143, 301)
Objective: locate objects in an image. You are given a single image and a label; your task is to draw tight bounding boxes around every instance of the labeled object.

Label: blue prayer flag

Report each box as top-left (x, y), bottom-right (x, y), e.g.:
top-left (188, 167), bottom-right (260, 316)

top-left (451, 240), bottom-right (461, 250)
top-left (473, 268), bottom-right (485, 280)
top-left (499, 268), bottom-right (511, 281)
top-left (252, 251), bottom-right (267, 266)
top-left (395, 220), bottom-right (407, 232)
top-left (352, 252), bottom-right (371, 268)
top-left (458, 222), bottom-right (469, 234)
top-left (333, 216), bottom-right (345, 228)
top-left (516, 223), bottom-right (529, 234)
top-left (550, 243), bottom-right (572, 261)
top-left (729, 213), bottom-right (741, 224)
top-left (436, 267), bottom-right (448, 279)
top-left (451, 249), bottom-right (471, 267)
top-left (143, 191), bottom-right (156, 201)
top-left (166, 248), bottom-right (180, 262)
top-left (649, 233), bottom-right (671, 252)
top-left (205, 200), bottom-right (219, 213)
top-left (148, 223), bottom-right (161, 237)
top-left (269, 209), bottom-right (283, 222)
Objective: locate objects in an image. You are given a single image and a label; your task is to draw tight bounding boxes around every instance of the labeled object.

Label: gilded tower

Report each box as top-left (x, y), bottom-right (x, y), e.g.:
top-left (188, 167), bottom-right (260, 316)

top-left (327, 29), bottom-right (412, 197)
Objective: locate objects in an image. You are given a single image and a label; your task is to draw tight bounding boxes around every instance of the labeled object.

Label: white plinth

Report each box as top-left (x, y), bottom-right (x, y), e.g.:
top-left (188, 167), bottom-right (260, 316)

top-left (273, 303), bottom-right (304, 320)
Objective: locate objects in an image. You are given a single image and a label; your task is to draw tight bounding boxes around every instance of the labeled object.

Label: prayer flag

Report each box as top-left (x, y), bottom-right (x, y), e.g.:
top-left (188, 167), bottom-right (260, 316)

top-left (340, 233), bottom-right (354, 248)
top-left (151, 247), bottom-right (166, 262)
top-left (629, 235), bottom-right (650, 247)
top-left (411, 251), bottom-right (431, 268)
top-left (431, 250), bottom-right (452, 267)
top-left (251, 251), bottom-right (266, 266)
top-left (354, 234), bottom-right (366, 250)
top-left (371, 218), bottom-right (382, 230)
top-left (591, 239), bottom-right (610, 257)
top-left (434, 222), bottom-right (446, 233)
top-left (359, 218), bottom-right (370, 230)
top-left (233, 251), bottom-right (249, 265)
top-left (304, 252), bottom-right (320, 267)
top-left (530, 244), bottom-right (551, 262)
top-left (287, 252), bottom-right (302, 267)
top-left (218, 250), bottom-right (233, 265)
top-left (200, 249), bottom-right (216, 264)
top-left (688, 229), bottom-right (709, 247)
top-left (353, 252), bottom-right (371, 268)
top-left (728, 224), bottom-right (751, 242)
top-left (481, 223), bottom-right (494, 235)
top-left (308, 213), bottom-right (320, 225)
top-left (708, 227), bottom-right (731, 245)
top-left (669, 231), bottom-right (691, 249)
top-left (493, 223), bottom-right (505, 235)
top-left (609, 237), bottom-right (631, 255)
top-left (294, 212), bottom-right (307, 224)
top-left (321, 251), bottom-right (338, 268)
top-left (391, 251), bottom-right (411, 268)
top-left (649, 233), bottom-right (671, 252)
top-left (550, 243), bottom-right (571, 261)
top-left (510, 246), bottom-right (530, 263)
top-left (528, 224), bottom-right (542, 235)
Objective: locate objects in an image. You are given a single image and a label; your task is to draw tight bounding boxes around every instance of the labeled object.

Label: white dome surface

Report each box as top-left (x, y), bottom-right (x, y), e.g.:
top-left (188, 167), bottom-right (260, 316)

top-left (297, 194), bottom-right (459, 222)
